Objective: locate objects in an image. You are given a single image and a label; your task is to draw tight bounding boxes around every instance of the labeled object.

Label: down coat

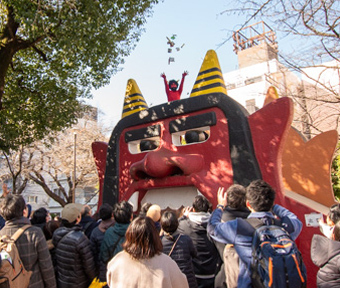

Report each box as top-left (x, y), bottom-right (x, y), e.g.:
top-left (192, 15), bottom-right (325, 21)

top-left (162, 231), bottom-right (198, 288)
top-left (311, 234), bottom-right (340, 288)
top-left (178, 212), bottom-right (221, 279)
top-left (52, 225), bottom-right (95, 288)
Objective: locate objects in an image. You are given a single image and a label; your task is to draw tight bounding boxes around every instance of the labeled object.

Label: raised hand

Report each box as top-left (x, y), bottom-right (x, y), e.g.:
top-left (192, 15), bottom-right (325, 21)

top-left (217, 187), bottom-right (227, 207)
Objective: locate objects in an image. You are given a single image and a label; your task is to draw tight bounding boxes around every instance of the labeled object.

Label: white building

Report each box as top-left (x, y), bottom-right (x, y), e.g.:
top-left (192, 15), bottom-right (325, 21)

top-left (224, 22), bottom-right (340, 139)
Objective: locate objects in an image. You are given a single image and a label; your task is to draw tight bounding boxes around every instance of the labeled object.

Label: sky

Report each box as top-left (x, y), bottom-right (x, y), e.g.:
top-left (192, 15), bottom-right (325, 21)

top-left (88, 0), bottom-right (250, 128)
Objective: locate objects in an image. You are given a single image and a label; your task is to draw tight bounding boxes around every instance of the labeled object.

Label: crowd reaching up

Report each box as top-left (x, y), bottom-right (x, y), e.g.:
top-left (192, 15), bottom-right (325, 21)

top-left (0, 180), bottom-right (339, 287)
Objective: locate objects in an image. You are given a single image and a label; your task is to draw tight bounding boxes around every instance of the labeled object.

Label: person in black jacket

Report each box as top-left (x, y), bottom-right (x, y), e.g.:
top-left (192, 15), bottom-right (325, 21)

top-left (90, 203), bottom-right (115, 282)
top-left (161, 211), bottom-right (197, 288)
top-left (79, 204), bottom-right (98, 239)
top-left (52, 203), bottom-right (96, 288)
top-left (178, 195), bottom-right (221, 288)
top-left (214, 184), bottom-right (250, 288)
top-left (31, 207), bottom-right (51, 232)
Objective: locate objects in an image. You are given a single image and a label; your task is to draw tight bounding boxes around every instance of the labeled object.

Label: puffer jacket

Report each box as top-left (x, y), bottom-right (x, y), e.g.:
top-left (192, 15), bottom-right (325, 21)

top-left (311, 234), bottom-right (340, 288)
top-left (178, 212), bottom-right (221, 278)
top-left (52, 225), bottom-right (95, 288)
top-left (162, 231), bottom-right (198, 288)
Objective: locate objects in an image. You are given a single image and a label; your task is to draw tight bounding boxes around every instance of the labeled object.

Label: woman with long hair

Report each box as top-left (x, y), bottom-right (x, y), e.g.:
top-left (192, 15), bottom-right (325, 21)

top-left (106, 215), bottom-right (189, 288)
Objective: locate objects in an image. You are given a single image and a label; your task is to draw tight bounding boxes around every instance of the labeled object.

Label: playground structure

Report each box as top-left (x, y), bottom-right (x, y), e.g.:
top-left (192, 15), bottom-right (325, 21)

top-left (92, 50), bottom-right (338, 287)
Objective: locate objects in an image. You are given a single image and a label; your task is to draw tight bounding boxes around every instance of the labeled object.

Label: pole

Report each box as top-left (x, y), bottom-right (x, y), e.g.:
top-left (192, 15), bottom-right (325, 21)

top-left (72, 132), bottom-right (77, 203)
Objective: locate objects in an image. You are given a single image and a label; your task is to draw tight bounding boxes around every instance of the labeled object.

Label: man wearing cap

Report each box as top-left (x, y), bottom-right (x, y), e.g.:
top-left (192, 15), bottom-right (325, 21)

top-left (52, 203), bottom-right (96, 288)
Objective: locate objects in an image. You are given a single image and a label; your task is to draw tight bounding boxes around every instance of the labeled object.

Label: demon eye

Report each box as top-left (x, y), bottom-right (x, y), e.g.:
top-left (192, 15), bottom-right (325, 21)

top-left (125, 125), bottom-right (161, 154)
top-left (140, 139), bottom-right (159, 152)
top-left (172, 127), bottom-right (210, 146)
top-left (127, 136), bottom-right (160, 154)
top-left (184, 130), bottom-right (209, 144)
top-left (169, 112), bottom-right (215, 146)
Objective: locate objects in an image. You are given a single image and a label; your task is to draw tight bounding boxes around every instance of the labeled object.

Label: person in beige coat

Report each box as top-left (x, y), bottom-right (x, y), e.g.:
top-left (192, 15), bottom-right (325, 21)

top-left (106, 216), bottom-right (189, 288)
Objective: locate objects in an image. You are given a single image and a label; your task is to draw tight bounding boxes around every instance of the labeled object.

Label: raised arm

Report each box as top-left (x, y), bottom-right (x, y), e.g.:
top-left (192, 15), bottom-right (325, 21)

top-left (161, 73), bottom-right (169, 91)
top-left (177, 70), bottom-right (188, 94)
top-left (272, 204), bottom-right (303, 240)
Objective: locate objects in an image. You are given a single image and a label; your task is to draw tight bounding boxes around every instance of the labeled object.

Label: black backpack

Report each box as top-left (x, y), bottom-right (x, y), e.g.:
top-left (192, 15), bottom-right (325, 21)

top-left (247, 218), bottom-right (307, 288)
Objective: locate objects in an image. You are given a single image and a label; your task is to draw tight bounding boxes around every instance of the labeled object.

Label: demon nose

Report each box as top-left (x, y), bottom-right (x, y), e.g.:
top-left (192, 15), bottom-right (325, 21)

top-left (130, 149), bottom-right (204, 180)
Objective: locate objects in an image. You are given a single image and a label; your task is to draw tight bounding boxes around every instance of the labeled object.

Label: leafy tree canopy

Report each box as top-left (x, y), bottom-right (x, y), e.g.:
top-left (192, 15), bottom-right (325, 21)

top-left (0, 0), bottom-right (158, 152)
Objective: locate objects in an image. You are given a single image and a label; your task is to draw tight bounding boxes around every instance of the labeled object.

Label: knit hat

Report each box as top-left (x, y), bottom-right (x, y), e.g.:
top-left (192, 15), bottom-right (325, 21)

top-left (61, 203), bottom-right (82, 223)
top-left (146, 204), bottom-right (161, 222)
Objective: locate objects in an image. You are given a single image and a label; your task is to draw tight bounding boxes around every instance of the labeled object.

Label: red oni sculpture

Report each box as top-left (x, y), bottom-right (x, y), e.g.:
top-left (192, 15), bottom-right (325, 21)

top-left (92, 50), bottom-right (337, 287)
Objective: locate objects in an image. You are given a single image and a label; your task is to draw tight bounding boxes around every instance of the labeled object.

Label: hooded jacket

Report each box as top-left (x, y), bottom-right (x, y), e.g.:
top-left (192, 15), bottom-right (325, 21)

top-left (100, 222), bottom-right (130, 264)
top-left (178, 212), bottom-right (220, 278)
top-left (311, 234), bottom-right (340, 287)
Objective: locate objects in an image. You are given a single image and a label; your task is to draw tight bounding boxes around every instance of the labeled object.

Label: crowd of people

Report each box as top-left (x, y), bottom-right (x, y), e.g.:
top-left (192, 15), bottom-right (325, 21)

top-left (0, 179), bottom-right (339, 287)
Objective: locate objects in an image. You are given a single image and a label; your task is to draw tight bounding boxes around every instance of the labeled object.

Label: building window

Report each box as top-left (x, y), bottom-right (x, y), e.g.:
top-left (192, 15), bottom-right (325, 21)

top-left (245, 76), bottom-right (263, 85)
top-left (54, 188), bottom-right (65, 200)
top-left (226, 83), bottom-right (236, 90)
top-left (28, 196), bottom-right (38, 203)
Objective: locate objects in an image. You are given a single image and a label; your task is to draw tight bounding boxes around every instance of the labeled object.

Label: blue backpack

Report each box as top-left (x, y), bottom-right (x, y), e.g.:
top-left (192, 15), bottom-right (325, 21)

top-left (247, 218), bottom-right (307, 288)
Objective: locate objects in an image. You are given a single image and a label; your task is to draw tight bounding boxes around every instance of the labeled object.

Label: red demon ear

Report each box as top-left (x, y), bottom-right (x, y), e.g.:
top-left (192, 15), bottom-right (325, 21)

top-left (248, 97), bottom-right (294, 205)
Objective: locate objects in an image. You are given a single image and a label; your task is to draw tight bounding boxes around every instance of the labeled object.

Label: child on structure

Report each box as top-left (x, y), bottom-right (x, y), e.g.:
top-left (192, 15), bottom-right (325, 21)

top-left (161, 71), bottom-right (188, 102)
top-left (319, 203), bottom-right (340, 239)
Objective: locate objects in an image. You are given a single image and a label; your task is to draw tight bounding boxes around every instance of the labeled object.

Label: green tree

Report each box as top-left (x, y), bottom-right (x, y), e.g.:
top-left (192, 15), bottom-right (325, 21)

top-left (0, 0), bottom-right (158, 152)
top-left (332, 150), bottom-right (340, 201)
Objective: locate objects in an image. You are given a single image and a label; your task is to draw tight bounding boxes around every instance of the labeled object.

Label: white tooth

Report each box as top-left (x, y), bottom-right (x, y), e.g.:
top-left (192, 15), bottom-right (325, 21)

top-left (128, 192), bottom-right (139, 212)
top-left (141, 187), bottom-right (199, 210)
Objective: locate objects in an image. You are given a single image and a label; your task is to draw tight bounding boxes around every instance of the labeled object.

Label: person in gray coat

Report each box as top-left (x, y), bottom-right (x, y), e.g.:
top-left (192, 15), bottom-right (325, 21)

top-left (311, 221), bottom-right (340, 288)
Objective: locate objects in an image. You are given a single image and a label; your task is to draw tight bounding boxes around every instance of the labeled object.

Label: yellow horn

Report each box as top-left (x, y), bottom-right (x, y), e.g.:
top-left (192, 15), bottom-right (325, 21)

top-left (122, 79), bottom-right (148, 119)
top-left (190, 50), bottom-right (227, 97)
top-left (263, 86), bottom-right (279, 106)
